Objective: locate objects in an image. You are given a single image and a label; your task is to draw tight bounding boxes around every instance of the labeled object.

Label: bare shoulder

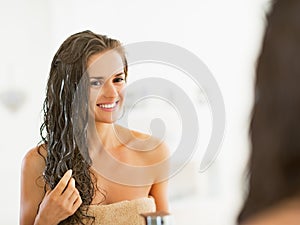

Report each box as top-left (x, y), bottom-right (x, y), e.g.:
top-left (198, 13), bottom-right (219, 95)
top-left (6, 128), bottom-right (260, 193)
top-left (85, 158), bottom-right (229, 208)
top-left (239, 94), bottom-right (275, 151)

top-left (133, 129), bottom-right (169, 153)
top-left (21, 144), bottom-right (47, 197)
top-left (22, 145), bottom-right (47, 181)
top-left (114, 124), bottom-right (170, 163)
top-left (23, 144), bottom-right (47, 167)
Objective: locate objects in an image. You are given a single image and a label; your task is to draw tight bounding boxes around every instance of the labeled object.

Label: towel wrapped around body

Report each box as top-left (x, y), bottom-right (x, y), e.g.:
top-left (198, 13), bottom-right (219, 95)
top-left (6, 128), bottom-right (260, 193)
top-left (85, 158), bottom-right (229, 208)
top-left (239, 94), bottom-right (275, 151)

top-left (85, 197), bottom-right (156, 225)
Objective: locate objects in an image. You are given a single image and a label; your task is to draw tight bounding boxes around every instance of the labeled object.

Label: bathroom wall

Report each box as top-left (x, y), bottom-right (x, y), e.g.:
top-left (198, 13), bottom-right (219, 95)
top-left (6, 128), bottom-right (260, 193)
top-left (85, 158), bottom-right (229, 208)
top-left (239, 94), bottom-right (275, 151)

top-left (0, 0), bottom-right (52, 223)
top-left (0, 0), bottom-right (270, 224)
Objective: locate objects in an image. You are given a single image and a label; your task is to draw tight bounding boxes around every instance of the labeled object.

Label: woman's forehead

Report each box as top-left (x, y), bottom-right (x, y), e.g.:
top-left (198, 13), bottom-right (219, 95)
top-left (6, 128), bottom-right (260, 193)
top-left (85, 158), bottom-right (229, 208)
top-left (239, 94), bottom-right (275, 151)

top-left (87, 50), bottom-right (124, 78)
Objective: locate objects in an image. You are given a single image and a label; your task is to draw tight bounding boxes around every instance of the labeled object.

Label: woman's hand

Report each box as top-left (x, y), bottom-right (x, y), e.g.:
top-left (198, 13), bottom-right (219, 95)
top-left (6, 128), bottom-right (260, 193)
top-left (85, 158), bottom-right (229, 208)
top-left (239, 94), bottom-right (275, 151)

top-left (35, 170), bottom-right (82, 225)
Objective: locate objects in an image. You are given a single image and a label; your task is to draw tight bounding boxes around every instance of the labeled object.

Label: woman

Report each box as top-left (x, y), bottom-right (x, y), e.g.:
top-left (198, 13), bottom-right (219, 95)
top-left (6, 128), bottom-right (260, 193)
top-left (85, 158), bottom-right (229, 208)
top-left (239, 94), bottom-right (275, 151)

top-left (238, 0), bottom-right (300, 224)
top-left (20, 30), bottom-right (169, 225)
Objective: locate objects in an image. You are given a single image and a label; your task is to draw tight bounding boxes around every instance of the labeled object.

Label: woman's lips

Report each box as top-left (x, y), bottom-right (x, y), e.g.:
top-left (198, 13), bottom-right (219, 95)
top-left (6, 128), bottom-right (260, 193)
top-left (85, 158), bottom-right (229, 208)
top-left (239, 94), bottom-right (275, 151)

top-left (96, 100), bottom-right (119, 112)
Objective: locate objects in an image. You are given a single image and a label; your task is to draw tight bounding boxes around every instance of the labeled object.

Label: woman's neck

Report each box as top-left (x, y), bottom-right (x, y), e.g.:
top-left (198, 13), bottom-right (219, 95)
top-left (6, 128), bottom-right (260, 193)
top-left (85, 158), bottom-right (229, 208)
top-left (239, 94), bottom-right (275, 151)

top-left (94, 122), bottom-right (119, 149)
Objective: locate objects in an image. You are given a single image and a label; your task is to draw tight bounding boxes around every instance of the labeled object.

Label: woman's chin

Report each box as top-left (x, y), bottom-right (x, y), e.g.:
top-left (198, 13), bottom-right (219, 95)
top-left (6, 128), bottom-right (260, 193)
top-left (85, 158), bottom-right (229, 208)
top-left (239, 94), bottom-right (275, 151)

top-left (94, 115), bottom-right (120, 124)
top-left (94, 119), bottom-right (115, 124)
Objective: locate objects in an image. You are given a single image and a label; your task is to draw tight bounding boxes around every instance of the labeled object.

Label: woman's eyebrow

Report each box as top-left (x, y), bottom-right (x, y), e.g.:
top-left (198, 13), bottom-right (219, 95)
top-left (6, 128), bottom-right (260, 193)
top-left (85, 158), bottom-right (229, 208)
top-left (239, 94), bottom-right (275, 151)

top-left (89, 72), bottom-right (124, 79)
top-left (114, 72), bottom-right (125, 76)
top-left (89, 76), bottom-right (105, 79)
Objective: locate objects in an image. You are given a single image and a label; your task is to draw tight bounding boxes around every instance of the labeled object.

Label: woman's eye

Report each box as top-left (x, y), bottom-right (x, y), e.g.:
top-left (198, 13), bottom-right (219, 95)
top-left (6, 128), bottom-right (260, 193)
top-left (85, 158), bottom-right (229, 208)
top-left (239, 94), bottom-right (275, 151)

top-left (113, 77), bottom-right (125, 83)
top-left (89, 80), bottom-right (103, 87)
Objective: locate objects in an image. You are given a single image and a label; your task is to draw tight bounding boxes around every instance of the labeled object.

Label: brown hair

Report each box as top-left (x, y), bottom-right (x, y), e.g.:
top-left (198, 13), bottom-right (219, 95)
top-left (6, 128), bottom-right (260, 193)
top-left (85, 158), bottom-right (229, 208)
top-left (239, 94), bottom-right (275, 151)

top-left (40, 30), bottom-right (127, 224)
top-left (238, 0), bottom-right (300, 223)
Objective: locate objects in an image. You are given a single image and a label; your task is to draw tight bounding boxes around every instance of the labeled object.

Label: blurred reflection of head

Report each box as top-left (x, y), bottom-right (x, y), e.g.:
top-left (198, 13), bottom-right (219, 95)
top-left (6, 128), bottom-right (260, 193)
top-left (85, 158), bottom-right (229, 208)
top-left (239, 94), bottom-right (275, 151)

top-left (238, 0), bottom-right (300, 224)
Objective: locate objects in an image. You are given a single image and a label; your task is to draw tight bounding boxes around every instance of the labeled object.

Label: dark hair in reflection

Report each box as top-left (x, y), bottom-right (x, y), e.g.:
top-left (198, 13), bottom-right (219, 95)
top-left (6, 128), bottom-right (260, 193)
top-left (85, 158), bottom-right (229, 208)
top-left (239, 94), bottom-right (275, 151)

top-left (39, 30), bottom-right (128, 225)
top-left (238, 0), bottom-right (300, 223)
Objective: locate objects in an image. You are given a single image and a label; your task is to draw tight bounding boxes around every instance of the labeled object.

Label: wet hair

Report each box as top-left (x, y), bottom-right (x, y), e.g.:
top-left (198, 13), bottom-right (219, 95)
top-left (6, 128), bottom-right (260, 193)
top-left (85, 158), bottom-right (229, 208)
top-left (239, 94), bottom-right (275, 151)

top-left (39, 30), bottom-right (128, 224)
top-left (238, 0), bottom-right (300, 223)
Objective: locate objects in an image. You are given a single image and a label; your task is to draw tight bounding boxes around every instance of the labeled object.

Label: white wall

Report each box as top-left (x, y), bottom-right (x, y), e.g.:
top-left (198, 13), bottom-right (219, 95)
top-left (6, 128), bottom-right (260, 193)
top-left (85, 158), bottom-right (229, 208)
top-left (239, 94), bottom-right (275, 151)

top-left (0, 0), bottom-right (270, 224)
top-left (0, 0), bottom-right (52, 224)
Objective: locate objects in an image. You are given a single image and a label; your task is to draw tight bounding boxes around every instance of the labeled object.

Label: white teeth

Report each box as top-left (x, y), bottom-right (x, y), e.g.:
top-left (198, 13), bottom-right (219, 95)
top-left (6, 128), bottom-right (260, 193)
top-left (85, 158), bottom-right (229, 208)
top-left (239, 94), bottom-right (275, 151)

top-left (98, 102), bottom-right (117, 109)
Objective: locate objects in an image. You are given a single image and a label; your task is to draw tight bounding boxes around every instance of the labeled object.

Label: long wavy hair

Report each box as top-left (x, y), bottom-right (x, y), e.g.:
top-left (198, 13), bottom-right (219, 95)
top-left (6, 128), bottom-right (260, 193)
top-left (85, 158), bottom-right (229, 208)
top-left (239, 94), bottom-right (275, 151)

top-left (39, 30), bottom-right (128, 225)
top-left (238, 0), bottom-right (300, 223)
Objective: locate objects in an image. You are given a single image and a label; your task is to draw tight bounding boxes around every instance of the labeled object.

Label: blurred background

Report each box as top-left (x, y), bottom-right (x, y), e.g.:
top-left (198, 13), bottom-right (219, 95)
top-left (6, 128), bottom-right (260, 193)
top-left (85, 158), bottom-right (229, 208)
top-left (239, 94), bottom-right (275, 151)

top-left (0, 0), bottom-right (270, 224)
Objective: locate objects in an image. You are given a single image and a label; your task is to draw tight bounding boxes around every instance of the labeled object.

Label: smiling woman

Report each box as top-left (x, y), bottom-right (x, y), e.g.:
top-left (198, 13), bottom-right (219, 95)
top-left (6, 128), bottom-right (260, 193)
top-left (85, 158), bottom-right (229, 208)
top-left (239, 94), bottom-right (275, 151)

top-left (20, 30), bottom-right (169, 225)
top-left (87, 50), bottom-right (126, 124)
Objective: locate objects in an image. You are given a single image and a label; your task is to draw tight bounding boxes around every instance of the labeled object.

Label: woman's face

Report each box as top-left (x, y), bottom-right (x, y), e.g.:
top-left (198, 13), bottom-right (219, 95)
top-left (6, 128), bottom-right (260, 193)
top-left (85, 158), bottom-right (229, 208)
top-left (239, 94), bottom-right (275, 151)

top-left (87, 50), bottom-right (126, 123)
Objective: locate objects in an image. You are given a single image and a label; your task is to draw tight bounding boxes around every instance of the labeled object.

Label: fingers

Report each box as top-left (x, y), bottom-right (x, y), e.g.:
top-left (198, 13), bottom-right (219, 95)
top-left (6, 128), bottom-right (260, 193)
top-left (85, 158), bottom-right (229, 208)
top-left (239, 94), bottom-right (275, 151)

top-left (39, 170), bottom-right (82, 223)
top-left (73, 195), bottom-right (83, 210)
top-left (45, 189), bottom-right (51, 196)
top-left (62, 178), bottom-right (76, 199)
top-left (52, 169), bottom-right (73, 195)
top-left (68, 188), bottom-right (80, 204)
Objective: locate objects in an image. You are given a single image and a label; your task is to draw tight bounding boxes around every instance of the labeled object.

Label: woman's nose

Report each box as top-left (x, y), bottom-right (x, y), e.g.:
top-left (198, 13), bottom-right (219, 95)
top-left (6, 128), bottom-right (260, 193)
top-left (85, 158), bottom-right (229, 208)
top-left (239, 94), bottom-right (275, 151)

top-left (101, 81), bottom-right (118, 98)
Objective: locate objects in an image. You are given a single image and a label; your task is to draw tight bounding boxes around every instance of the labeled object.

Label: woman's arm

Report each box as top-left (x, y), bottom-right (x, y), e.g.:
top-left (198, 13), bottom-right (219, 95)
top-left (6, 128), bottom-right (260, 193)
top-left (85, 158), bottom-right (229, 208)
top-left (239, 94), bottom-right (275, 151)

top-left (20, 147), bottom-right (47, 225)
top-left (20, 147), bottom-right (82, 225)
top-left (150, 180), bottom-right (169, 212)
top-left (149, 141), bottom-right (170, 212)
